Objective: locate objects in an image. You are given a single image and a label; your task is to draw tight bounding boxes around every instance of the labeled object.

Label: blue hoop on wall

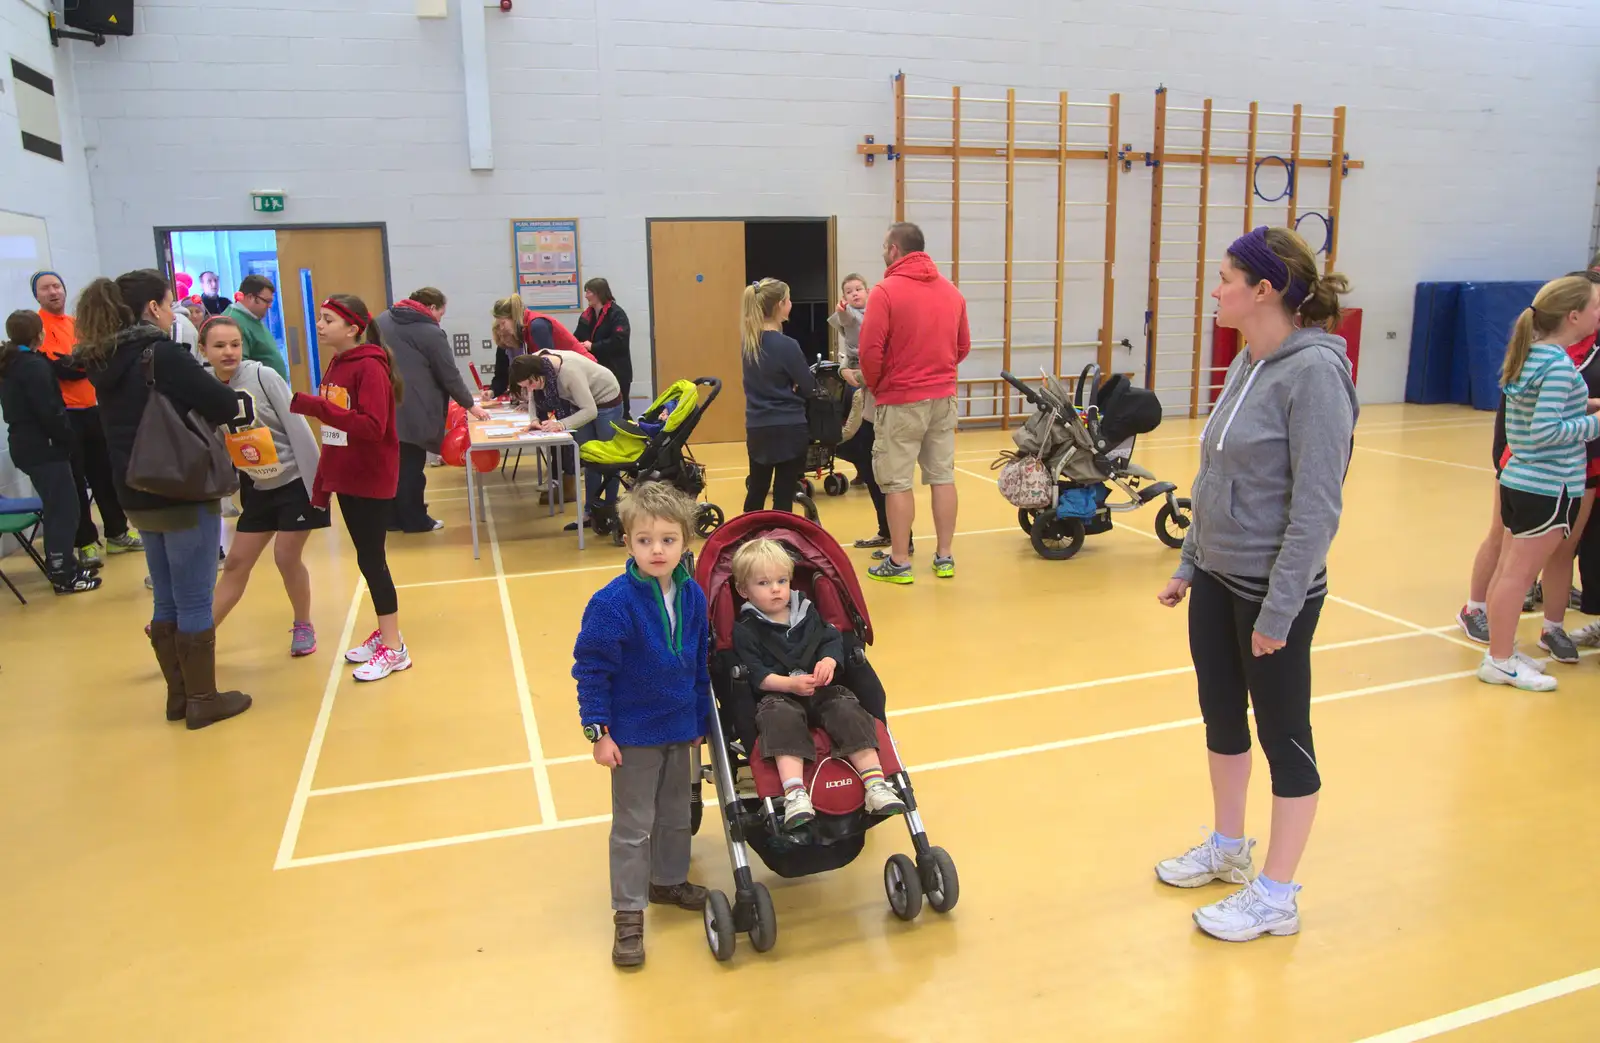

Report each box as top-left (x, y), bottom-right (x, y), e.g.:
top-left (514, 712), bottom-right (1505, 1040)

top-left (1295, 211), bottom-right (1333, 256)
top-left (1253, 155), bottom-right (1295, 203)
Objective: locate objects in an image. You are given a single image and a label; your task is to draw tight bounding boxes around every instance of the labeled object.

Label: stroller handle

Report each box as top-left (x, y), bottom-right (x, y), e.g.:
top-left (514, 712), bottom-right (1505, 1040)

top-left (999, 370), bottom-right (1044, 407)
top-left (690, 377), bottom-right (723, 409)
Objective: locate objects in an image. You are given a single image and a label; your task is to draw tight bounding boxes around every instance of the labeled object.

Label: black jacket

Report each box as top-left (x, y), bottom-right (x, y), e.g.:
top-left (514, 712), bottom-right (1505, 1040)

top-left (575, 302), bottom-right (632, 384)
top-left (0, 349), bottom-right (74, 468)
top-left (731, 594), bottom-right (845, 694)
top-left (376, 304), bottom-right (475, 452)
top-left (86, 325), bottom-right (239, 511)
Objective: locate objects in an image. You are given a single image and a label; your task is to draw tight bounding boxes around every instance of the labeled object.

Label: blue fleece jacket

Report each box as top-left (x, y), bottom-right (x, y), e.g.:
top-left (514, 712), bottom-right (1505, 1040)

top-left (573, 560), bottom-right (712, 746)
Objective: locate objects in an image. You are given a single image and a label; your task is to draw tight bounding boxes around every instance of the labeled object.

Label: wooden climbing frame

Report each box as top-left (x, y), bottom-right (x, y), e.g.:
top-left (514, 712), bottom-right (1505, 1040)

top-left (858, 74), bottom-right (1127, 429)
top-left (1144, 89), bottom-right (1362, 417)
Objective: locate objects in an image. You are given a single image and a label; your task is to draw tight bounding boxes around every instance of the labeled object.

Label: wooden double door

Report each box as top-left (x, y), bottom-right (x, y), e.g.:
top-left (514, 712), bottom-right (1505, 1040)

top-left (275, 228), bottom-right (390, 395)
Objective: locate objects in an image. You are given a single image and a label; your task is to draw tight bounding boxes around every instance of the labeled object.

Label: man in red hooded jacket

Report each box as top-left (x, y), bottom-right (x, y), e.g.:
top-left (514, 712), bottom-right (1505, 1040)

top-left (858, 222), bottom-right (971, 585)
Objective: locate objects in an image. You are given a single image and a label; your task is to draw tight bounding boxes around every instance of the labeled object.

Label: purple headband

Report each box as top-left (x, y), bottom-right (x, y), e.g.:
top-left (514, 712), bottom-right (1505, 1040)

top-left (1228, 226), bottom-right (1309, 308)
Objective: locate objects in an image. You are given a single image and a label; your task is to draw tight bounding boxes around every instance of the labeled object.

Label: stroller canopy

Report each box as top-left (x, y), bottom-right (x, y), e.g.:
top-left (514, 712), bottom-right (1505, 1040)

top-left (579, 378), bottom-right (700, 466)
top-left (696, 510), bottom-right (874, 650)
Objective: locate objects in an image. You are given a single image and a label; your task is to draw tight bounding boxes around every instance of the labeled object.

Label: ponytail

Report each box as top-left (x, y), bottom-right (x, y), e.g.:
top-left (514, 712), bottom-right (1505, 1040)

top-left (327, 292), bottom-right (405, 406)
top-left (74, 269), bottom-right (171, 369)
top-left (741, 278), bottom-right (789, 359)
top-left (0, 309), bottom-right (43, 378)
top-left (1501, 274), bottom-right (1598, 386)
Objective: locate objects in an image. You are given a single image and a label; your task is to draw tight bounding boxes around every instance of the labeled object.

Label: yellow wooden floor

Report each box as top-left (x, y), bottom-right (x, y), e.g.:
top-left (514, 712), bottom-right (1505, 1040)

top-left (3, 403), bottom-right (1598, 1042)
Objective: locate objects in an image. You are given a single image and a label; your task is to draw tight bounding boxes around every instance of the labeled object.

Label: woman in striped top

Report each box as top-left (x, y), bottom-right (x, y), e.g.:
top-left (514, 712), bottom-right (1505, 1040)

top-left (1480, 274), bottom-right (1600, 691)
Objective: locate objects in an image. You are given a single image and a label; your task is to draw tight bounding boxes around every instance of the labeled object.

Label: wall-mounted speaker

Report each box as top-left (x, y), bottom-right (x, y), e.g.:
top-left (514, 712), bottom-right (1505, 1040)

top-left (64, 1), bottom-right (135, 37)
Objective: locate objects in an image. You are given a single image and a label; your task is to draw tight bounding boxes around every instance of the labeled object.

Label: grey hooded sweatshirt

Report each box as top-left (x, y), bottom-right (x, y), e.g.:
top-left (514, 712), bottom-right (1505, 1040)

top-left (1174, 327), bottom-right (1359, 642)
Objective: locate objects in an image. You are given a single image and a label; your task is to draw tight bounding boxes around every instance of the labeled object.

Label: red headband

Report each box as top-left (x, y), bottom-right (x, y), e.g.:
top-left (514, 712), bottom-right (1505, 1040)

top-left (197, 315), bottom-right (235, 341)
top-left (321, 298), bottom-right (369, 332)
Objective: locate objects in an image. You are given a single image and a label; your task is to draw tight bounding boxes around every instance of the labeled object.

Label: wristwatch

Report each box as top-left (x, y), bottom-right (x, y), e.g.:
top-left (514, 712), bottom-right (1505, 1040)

top-left (583, 722), bottom-right (609, 743)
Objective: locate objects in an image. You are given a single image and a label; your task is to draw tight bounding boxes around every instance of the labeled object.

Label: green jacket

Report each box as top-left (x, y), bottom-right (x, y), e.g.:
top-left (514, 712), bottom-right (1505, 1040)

top-left (224, 303), bottom-right (288, 381)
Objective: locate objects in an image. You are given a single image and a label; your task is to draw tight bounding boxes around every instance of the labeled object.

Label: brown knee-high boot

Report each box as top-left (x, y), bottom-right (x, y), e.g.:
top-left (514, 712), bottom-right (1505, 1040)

top-left (174, 628), bottom-right (252, 731)
top-left (148, 621), bottom-right (187, 722)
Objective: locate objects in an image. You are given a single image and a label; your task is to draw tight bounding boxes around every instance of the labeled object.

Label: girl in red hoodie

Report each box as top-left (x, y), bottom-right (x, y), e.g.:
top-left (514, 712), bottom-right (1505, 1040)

top-left (290, 295), bottom-right (411, 682)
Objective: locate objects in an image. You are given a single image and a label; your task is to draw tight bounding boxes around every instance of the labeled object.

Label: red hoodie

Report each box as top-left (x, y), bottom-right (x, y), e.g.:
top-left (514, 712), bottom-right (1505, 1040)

top-left (290, 344), bottom-right (399, 506)
top-left (858, 252), bottom-right (971, 405)
top-left (525, 310), bottom-right (597, 361)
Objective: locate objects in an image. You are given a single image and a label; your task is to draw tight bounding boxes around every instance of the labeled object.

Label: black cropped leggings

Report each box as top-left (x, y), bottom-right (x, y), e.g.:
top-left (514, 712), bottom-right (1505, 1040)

top-left (1188, 568), bottom-right (1323, 799)
top-left (338, 493), bottom-right (398, 617)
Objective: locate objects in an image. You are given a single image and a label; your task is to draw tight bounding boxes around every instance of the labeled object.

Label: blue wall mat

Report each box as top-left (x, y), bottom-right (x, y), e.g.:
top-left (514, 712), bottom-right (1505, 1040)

top-left (1406, 281), bottom-right (1543, 411)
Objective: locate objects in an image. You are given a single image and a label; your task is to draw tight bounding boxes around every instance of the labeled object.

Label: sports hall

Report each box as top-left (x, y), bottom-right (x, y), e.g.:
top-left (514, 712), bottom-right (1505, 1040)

top-left (3, 2), bottom-right (1599, 1041)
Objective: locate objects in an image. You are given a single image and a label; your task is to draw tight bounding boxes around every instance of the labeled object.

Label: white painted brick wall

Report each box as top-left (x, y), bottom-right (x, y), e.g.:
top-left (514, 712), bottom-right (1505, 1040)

top-left (55, 0), bottom-right (1600, 410)
top-left (0, 0), bottom-right (101, 505)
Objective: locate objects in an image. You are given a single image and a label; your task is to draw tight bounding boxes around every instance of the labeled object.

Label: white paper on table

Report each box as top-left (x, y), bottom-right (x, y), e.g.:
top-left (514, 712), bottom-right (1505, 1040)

top-left (480, 425), bottom-right (518, 437)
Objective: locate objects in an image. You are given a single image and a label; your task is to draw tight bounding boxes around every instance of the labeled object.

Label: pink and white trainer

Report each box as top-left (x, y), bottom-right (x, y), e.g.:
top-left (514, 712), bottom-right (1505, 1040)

top-left (353, 643), bottom-right (411, 682)
top-left (345, 629), bottom-right (383, 664)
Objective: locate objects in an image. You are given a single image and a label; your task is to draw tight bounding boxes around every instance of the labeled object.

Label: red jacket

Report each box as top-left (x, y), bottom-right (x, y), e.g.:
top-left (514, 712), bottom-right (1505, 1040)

top-left (290, 344), bottom-right (399, 506)
top-left (526, 310), bottom-right (597, 362)
top-left (858, 252), bottom-right (971, 405)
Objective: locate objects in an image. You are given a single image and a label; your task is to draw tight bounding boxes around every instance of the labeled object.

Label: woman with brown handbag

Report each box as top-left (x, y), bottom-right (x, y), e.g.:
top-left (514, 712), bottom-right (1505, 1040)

top-left (77, 269), bottom-right (252, 730)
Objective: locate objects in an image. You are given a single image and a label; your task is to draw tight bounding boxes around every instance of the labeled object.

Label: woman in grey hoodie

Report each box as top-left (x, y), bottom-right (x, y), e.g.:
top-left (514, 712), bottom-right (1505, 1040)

top-left (1153, 226), bottom-right (1358, 943)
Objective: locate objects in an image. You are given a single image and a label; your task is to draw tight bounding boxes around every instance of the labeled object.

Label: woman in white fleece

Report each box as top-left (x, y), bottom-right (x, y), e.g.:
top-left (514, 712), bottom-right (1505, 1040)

top-left (1153, 226), bottom-right (1358, 943)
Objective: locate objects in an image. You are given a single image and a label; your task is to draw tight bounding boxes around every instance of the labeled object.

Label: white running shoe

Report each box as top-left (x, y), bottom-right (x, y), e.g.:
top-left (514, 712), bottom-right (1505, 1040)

top-left (1193, 879), bottom-right (1301, 942)
top-left (1571, 620), bottom-right (1600, 648)
top-left (781, 788), bottom-right (815, 829)
top-left (345, 629), bottom-right (383, 664)
top-left (1477, 653), bottom-right (1558, 692)
top-left (353, 643), bottom-right (411, 682)
top-left (1155, 830), bottom-right (1256, 888)
top-left (863, 778), bottom-right (907, 815)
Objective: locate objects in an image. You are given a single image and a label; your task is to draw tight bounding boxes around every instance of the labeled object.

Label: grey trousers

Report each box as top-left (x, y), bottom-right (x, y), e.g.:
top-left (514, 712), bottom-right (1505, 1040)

top-left (610, 742), bottom-right (692, 911)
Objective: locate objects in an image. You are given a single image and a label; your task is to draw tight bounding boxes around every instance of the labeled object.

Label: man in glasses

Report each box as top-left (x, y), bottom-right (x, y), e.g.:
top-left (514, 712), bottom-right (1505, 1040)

top-left (225, 274), bottom-right (288, 380)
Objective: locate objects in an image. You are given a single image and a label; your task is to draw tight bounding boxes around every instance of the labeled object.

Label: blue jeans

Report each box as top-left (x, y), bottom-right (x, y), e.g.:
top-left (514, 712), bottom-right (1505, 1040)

top-left (573, 402), bottom-right (625, 512)
top-left (144, 509), bottom-right (222, 632)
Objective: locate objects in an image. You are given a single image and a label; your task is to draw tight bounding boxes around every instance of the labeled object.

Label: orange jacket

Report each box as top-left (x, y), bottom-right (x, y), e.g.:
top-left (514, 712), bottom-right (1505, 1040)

top-left (37, 310), bottom-right (95, 409)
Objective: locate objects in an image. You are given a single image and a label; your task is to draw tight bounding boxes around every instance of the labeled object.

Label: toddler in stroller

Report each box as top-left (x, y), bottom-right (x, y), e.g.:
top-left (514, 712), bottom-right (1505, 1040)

top-left (730, 538), bottom-right (907, 828)
top-left (690, 511), bottom-right (958, 962)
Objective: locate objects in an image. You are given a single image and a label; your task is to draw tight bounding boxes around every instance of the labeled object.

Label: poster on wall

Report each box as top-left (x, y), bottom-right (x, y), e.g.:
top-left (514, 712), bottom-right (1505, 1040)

top-left (510, 219), bottom-right (581, 310)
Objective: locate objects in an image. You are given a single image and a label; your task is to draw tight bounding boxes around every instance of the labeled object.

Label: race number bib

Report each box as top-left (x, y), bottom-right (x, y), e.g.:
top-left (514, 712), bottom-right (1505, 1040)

top-left (318, 383), bottom-right (351, 446)
top-left (321, 425), bottom-right (348, 447)
top-left (224, 425), bottom-right (285, 480)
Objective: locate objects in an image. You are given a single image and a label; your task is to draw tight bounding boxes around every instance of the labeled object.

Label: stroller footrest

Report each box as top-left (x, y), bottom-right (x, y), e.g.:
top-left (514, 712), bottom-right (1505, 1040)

top-left (1136, 481), bottom-right (1177, 504)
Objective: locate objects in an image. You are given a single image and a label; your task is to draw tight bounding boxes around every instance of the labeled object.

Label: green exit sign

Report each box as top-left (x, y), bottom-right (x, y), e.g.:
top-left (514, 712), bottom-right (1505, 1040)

top-left (251, 192), bottom-right (286, 213)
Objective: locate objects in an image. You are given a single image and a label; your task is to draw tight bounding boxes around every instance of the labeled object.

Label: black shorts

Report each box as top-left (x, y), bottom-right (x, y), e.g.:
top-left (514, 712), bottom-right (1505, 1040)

top-left (237, 477), bottom-right (331, 533)
top-left (1499, 485), bottom-right (1580, 539)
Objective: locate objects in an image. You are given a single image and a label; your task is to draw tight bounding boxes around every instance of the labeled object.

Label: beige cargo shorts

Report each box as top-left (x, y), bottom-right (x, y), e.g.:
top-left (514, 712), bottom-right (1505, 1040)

top-left (871, 396), bottom-right (958, 494)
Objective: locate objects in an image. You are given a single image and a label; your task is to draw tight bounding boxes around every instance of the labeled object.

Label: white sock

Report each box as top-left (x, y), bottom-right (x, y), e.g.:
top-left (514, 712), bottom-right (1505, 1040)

top-left (782, 777), bottom-right (804, 794)
top-left (1542, 619), bottom-right (1564, 634)
top-left (1211, 831), bottom-right (1245, 854)
top-left (1466, 600), bottom-right (1487, 613)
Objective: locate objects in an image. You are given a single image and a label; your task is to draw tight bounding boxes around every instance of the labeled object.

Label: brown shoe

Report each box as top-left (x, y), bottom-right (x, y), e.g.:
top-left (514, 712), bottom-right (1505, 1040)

top-left (148, 621), bottom-right (186, 722)
top-left (648, 881), bottom-right (709, 911)
top-left (175, 629), bottom-right (253, 731)
top-left (612, 910), bottom-right (644, 967)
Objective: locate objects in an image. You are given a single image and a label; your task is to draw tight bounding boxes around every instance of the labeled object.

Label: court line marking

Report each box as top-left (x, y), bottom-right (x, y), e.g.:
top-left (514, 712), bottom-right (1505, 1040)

top-left (1354, 446), bottom-right (1494, 473)
top-left (308, 761), bottom-right (535, 797)
top-left (1347, 967), bottom-right (1600, 1043)
top-left (485, 488), bottom-right (558, 825)
top-left (272, 578), bottom-right (368, 870)
top-left (276, 662), bottom-right (1480, 869)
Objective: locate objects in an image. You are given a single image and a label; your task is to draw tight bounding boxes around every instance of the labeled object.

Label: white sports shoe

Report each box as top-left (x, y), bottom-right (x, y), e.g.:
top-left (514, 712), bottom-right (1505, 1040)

top-left (782, 788), bottom-right (815, 829)
top-left (863, 778), bottom-right (907, 815)
top-left (1193, 879), bottom-right (1301, 942)
top-left (345, 629), bottom-right (383, 664)
top-left (1571, 620), bottom-right (1600, 648)
top-left (1477, 653), bottom-right (1558, 692)
top-left (353, 643), bottom-right (411, 682)
top-left (1156, 831), bottom-right (1256, 888)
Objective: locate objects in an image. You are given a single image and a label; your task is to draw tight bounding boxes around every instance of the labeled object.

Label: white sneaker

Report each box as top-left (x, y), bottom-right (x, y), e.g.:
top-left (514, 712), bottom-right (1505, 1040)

top-left (1477, 653), bottom-right (1558, 692)
top-left (863, 778), bottom-right (907, 815)
top-left (782, 788), bottom-right (815, 829)
top-left (345, 629), bottom-right (383, 664)
top-left (1193, 879), bottom-right (1301, 942)
top-left (1571, 620), bottom-right (1600, 648)
top-left (353, 643), bottom-right (411, 682)
top-left (1155, 831), bottom-right (1256, 888)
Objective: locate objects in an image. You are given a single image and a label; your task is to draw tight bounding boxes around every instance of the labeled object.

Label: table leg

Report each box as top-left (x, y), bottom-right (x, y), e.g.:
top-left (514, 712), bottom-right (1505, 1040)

top-left (576, 450), bottom-right (586, 550)
top-left (467, 455), bottom-right (481, 560)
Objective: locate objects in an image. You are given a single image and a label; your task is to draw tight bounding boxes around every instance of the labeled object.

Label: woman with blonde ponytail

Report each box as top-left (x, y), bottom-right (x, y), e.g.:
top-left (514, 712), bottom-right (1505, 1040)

top-left (740, 279), bottom-right (815, 514)
top-left (1477, 275), bottom-right (1600, 692)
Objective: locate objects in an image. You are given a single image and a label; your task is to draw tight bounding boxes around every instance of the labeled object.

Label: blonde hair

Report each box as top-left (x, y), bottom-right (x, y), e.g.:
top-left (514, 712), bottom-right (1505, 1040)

top-left (741, 279), bottom-right (789, 358)
top-left (492, 293), bottom-right (526, 329)
top-left (1501, 275), bottom-right (1600, 386)
top-left (731, 538), bottom-right (794, 592)
top-left (841, 272), bottom-right (867, 292)
top-left (618, 482), bottom-right (698, 540)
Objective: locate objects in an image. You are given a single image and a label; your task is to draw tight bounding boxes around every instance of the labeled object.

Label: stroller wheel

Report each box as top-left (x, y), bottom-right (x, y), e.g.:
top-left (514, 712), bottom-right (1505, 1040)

top-left (1154, 498), bottom-right (1193, 549)
top-left (1030, 511), bottom-right (1086, 560)
top-left (794, 493), bottom-right (820, 524)
top-left (690, 795), bottom-right (704, 836)
top-left (704, 889), bottom-right (737, 962)
top-left (884, 853), bottom-right (924, 921)
top-left (801, 478), bottom-right (816, 498)
top-left (823, 472), bottom-right (849, 496)
top-left (693, 502), bottom-right (725, 539)
top-left (1017, 508), bottom-right (1039, 535)
top-left (590, 504), bottom-right (617, 537)
top-left (748, 882), bottom-right (778, 953)
top-left (920, 846), bottom-right (960, 914)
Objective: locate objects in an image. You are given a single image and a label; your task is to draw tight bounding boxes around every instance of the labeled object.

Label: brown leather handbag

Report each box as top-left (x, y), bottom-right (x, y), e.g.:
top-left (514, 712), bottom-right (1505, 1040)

top-left (124, 348), bottom-right (239, 500)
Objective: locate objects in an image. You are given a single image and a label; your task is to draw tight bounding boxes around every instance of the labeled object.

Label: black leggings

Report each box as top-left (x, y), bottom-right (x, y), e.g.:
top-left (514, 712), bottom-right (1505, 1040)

top-left (338, 493), bottom-right (398, 617)
top-left (744, 456), bottom-right (807, 514)
top-left (21, 460), bottom-right (81, 570)
top-left (68, 407), bottom-right (128, 545)
top-left (1188, 568), bottom-right (1323, 798)
top-left (835, 420), bottom-right (888, 537)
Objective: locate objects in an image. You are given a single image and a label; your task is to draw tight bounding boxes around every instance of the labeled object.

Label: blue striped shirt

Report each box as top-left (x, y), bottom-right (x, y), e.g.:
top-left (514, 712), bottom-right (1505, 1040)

top-left (1500, 342), bottom-right (1600, 497)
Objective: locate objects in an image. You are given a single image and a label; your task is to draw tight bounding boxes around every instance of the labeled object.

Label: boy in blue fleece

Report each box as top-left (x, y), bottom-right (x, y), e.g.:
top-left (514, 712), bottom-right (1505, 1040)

top-left (572, 481), bottom-right (712, 968)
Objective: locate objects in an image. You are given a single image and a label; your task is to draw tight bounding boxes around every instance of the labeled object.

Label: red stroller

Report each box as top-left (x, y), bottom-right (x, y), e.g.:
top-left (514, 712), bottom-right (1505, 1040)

top-left (690, 511), bottom-right (959, 962)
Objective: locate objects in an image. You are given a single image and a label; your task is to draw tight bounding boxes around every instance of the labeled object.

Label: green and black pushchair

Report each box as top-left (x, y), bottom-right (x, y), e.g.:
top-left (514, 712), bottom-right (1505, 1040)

top-left (582, 377), bottom-right (726, 544)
